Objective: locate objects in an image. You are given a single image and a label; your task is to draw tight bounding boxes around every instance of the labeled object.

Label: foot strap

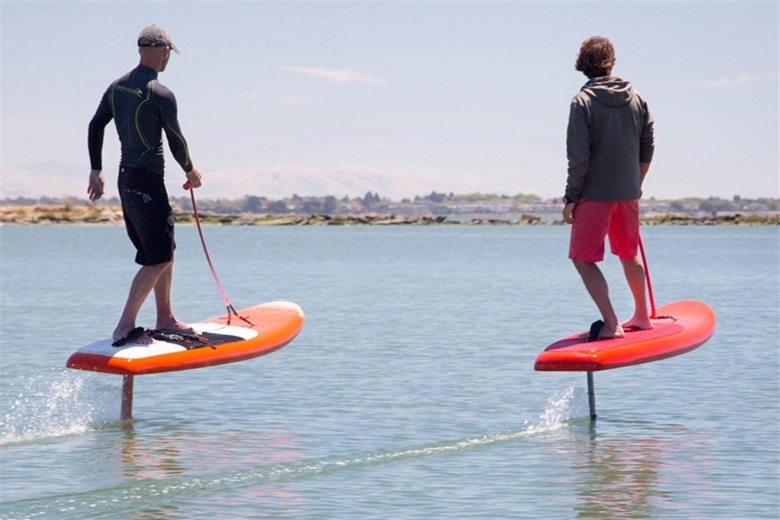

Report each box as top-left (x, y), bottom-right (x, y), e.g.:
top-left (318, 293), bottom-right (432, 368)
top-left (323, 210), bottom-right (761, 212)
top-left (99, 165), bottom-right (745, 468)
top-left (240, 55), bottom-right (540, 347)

top-left (587, 320), bottom-right (605, 342)
top-left (112, 327), bottom-right (146, 347)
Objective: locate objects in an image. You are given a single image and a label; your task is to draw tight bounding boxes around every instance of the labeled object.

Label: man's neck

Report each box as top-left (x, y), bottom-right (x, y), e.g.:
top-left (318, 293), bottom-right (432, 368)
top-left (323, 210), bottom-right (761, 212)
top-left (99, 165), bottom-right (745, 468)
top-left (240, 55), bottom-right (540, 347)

top-left (138, 59), bottom-right (162, 73)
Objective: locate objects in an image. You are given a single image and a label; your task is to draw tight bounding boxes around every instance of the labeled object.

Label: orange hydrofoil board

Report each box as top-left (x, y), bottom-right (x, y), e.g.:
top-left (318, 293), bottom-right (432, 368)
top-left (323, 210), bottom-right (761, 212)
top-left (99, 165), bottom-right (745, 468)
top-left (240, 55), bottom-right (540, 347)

top-left (535, 300), bottom-right (715, 372)
top-left (536, 236), bottom-right (715, 420)
top-left (67, 301), bottom-right (304, 376)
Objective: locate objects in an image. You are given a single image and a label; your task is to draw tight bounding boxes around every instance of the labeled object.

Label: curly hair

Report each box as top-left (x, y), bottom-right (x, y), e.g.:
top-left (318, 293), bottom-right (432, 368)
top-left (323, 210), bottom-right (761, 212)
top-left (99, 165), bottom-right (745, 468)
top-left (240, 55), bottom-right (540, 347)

top-left (575, 36), bottom-right (616, 78)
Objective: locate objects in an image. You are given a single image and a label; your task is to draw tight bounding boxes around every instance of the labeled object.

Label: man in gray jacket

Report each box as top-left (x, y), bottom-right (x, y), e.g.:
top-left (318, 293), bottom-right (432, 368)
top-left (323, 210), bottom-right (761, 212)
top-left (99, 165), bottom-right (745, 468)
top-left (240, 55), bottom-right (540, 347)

top-left (562, 36), bottom-right (655, 340)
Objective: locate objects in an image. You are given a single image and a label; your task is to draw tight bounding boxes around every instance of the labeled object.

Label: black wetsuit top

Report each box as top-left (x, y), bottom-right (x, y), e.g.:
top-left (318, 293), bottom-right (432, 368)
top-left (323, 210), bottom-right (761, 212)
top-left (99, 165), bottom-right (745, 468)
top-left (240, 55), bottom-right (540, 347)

top-left (88, 65), bottom-right (192, 176)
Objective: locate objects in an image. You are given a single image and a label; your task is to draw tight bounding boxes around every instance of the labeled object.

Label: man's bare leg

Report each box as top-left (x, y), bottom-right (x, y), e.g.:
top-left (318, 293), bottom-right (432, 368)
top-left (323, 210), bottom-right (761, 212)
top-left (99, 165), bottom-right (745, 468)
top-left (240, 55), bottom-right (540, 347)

top-left (152, 257), bottom-right (193, 333)
top-left (573, 259), bottom-right (624, 339)
top-left (113, 262), bottom-right (172, 343)
top-left (620, 255), bottom-right (653, 330)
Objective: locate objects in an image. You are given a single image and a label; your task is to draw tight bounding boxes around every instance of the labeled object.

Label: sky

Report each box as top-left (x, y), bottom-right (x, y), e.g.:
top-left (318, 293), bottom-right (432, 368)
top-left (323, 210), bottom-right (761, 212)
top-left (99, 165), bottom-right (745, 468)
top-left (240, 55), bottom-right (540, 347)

top-left (1, 1), bottom-right (778, 202)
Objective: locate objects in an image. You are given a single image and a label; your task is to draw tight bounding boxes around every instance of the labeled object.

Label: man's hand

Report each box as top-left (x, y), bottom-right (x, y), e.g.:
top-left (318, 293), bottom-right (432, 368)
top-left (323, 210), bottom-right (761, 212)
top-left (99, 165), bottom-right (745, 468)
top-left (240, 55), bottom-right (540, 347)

top-left (562, 202), bottom-right (576, 224)
top-left (184, 167), bottom-right (203, 189)
top-left (88, 170), bottom-right (105, 201)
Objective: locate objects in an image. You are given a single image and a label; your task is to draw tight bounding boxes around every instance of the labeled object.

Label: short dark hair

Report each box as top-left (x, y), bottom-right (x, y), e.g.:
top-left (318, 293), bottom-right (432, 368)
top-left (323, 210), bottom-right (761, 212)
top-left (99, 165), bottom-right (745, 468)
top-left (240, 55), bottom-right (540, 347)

top-left (575, 36), bottom-right (616, 78)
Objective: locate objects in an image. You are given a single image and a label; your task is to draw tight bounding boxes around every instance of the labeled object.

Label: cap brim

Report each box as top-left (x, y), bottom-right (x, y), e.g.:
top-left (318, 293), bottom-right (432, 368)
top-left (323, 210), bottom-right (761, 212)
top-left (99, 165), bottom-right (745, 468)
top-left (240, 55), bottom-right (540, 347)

top-left (170, 43), bottom-right (181, 54)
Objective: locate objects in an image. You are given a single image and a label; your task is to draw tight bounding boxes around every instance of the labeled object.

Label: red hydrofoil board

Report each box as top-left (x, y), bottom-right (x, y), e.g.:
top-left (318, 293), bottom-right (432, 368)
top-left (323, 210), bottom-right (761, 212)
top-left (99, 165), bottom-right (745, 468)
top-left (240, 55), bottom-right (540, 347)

top-left (67, 302), bottom-right (304, 376)
top-left (535, 300), bottom-right (715, 372)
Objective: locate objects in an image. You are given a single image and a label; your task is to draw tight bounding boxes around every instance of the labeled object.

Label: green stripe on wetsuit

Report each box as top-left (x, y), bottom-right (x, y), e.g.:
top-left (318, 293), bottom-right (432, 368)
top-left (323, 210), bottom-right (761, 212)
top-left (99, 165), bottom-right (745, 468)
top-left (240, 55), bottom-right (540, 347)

top-left (88, 65), bottom-right (192, 175)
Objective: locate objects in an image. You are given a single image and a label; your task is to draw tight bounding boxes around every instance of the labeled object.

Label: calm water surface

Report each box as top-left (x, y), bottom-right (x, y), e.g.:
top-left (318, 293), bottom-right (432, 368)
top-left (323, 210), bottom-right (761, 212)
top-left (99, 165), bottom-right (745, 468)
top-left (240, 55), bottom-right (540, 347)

top-left (1, 224), bottom-right (778, 519)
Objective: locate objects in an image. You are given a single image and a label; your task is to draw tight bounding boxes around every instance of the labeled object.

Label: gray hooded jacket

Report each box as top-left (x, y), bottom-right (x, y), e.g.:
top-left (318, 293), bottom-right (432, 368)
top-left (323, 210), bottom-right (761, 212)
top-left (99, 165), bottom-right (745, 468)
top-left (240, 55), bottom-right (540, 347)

top-left (565, 76), bottom-right (654, 203)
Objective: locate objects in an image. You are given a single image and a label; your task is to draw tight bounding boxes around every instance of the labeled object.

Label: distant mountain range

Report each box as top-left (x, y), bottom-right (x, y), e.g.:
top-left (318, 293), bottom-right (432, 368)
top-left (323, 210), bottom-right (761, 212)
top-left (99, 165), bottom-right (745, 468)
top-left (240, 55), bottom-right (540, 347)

top-left (1, 162), bottom-right (480, 201)
top-left (2, 162), bottom-right (777, 206)
top-left (196, 165), bottom-right (434, 201)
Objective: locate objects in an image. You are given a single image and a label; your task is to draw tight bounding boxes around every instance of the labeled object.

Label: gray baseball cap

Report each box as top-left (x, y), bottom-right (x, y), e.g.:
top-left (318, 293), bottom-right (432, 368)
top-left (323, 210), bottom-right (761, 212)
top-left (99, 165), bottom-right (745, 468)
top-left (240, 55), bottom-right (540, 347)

top-left (137, 25), bottom-right (180, 54)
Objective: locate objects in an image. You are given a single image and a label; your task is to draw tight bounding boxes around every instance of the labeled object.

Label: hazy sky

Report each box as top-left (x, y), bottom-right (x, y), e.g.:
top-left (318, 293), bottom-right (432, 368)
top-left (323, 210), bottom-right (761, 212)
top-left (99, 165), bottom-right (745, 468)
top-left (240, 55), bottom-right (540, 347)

top-left (2, 1), bottom-right (777, 201)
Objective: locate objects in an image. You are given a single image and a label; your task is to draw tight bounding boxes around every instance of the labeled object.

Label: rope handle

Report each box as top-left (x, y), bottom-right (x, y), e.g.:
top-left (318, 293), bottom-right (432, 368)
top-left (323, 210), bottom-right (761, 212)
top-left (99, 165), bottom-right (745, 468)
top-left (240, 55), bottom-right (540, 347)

top-left (184, 182), bottom-right (255, 327)
top-left (638, 232), bottom-right (657, 320)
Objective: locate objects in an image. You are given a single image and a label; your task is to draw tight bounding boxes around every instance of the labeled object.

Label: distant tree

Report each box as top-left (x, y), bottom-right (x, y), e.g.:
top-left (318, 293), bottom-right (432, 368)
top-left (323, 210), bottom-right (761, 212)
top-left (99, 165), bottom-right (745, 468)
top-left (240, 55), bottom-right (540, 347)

top-left (698, 201), bottom-right (715, 213)
top-left (427, 191), bottom-right (446, 203)
top-left (511, 193), bottom-right (542, 204)
top-left (451, 192), bottom-right (497, 203)
top-left (243, 196), bottom-right (264, 213)
top-left (301, 199), bottom-right (322, 214)
top-left (699, 197), bottom-right (732, 213)
top-left (323, 196), bottom-right (337, 214)
top-left (266, 200), bottom-right (289, 213)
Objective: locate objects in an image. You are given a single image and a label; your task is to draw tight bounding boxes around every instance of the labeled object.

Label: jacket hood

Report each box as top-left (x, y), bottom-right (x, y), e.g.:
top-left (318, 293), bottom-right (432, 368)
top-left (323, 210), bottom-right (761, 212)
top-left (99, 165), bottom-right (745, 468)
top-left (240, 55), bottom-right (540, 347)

top-left (580, 76), bottom-right (634, 107)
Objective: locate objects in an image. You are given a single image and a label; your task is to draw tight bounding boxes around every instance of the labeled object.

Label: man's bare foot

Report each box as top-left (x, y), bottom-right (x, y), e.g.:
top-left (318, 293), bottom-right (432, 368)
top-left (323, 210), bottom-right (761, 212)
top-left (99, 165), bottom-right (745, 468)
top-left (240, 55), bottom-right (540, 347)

top-left (155, 319), bottom-right (194, 334)
top-left (622, 315), bottom-right (653, 331)
top-left (598, 323), bottom-right (625, 339)
top-left (578, 320), bottom-right (625, 341)
top-left (598, 322), bottom-right (625, 339)
top-left (112, 326), bottom-right (153, 346)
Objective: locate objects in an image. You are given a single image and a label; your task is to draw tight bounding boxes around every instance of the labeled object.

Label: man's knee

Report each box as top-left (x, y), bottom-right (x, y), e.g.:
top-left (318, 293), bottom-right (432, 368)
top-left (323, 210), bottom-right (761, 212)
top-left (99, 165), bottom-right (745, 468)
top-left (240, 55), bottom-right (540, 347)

top-left (573, 258), bottom-right (596, 268)
top-left (143, 260), bottom-right (172, 272)
top-left (619, 255), bottom-right (642, 266)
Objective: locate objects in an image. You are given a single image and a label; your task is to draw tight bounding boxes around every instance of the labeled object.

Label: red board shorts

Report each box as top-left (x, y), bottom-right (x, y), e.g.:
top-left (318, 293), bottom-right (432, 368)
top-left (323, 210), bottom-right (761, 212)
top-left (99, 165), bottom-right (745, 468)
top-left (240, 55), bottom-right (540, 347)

top-left (569, 199), bottom-right (639, 263)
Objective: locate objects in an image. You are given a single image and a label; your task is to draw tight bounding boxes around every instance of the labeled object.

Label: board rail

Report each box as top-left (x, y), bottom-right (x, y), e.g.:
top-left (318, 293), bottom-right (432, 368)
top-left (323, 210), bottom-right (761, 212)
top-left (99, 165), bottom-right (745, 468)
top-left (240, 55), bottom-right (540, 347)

top-left (535, 300), bottom-right (715, 372)
top-left (67, 301), bottom-right (304, 376)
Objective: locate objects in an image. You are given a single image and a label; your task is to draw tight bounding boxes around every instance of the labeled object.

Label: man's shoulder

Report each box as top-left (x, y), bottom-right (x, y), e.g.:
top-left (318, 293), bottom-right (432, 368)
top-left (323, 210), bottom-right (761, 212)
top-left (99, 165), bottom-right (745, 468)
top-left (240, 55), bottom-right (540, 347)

top-left (108, 69), bottom-right (134, 87)
top-left (631, 88), bottom-right (650, 106)
top-left (150, 80), bottom-right (176, 103)
top-left (570, 91), bottom-right (592, 112)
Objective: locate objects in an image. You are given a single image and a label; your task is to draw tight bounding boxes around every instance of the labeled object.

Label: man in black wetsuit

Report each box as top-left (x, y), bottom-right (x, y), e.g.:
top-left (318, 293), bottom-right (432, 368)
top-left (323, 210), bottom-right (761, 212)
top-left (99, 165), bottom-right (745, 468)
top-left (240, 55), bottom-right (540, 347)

top-left (87, 25), bottom-right (203, 346)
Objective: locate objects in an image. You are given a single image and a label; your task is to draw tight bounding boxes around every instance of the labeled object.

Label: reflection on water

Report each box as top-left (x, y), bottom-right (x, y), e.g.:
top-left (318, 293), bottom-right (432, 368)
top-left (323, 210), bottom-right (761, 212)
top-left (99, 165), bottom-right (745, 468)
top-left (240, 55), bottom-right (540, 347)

top-left (574, 423), bottom-right (667, 518)
top-left (121, 428), bottom-right (186, 479)
top-left (114, 423), bottom-right (305, 517)
top-left (570, 422), bottom-right (717, 519)
top-left (116, 422), bottom-right (303, 477)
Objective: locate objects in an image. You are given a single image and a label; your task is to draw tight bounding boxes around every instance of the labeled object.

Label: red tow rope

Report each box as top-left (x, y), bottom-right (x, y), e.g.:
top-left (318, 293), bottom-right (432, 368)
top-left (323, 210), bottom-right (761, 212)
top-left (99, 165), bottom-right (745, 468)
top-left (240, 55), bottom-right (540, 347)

top-left (637, 232), bottom-right (657, 319)
top-left (184, 182), bottom-right (254, 326)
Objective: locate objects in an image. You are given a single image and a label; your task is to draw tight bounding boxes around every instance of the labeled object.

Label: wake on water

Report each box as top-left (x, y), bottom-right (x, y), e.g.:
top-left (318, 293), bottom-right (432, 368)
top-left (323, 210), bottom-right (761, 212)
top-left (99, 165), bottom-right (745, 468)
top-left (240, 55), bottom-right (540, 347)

top-left (1, 374), bottom-right (588, 517)
top-left (1, 371), bottom-right (587, 446)
top-left (0, 369), bottom-right (118, 445)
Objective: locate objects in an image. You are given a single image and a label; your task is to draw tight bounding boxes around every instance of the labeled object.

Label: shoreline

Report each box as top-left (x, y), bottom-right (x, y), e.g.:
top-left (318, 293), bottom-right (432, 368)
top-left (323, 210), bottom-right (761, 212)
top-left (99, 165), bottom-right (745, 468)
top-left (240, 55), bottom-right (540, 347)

top-left (1, 205), bottom-right (778, 226)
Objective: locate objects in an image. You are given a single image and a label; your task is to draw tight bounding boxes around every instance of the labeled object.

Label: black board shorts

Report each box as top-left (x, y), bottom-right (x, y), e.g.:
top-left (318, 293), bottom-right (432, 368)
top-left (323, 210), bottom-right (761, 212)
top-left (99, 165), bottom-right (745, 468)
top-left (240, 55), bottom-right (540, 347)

top-left (118, 166), bottom-right (175, 266)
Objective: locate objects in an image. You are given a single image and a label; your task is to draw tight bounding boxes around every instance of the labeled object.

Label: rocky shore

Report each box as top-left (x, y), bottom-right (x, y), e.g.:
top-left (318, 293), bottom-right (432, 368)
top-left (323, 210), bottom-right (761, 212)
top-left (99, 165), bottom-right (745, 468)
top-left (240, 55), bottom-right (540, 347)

top-left (1, 205), bottom-right (778, 226)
